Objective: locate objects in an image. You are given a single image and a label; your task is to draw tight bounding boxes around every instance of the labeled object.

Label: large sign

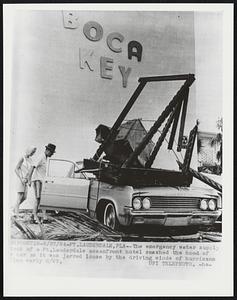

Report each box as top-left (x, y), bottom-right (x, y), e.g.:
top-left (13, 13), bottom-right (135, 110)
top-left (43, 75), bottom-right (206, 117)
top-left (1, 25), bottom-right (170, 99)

top-left (63, 11), bottom-right (143, 88)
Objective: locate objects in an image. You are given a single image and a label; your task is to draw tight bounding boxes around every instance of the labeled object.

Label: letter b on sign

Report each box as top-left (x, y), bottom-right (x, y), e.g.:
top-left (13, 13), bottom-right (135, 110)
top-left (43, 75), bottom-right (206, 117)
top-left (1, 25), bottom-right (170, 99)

top-left (63, 11), bottom-right (79, 29)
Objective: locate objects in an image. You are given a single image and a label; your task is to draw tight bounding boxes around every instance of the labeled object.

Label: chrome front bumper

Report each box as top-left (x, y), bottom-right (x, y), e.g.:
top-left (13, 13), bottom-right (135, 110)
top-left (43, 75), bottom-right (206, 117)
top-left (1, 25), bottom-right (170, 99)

top-left (124, 208), bottom-right (222, 226)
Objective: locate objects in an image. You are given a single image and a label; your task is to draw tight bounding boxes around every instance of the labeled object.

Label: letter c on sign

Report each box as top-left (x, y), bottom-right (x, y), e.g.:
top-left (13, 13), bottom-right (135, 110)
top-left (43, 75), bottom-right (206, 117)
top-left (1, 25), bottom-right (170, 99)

top-left (83, 21), bottom-right (103, 41)
top-left (107, 32), bottom-right (124, 53)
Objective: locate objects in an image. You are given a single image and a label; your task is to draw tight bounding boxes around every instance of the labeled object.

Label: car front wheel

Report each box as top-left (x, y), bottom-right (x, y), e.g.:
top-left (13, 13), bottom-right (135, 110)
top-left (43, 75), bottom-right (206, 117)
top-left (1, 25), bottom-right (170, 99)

top-left (103, 203), bottom-right (119, 230)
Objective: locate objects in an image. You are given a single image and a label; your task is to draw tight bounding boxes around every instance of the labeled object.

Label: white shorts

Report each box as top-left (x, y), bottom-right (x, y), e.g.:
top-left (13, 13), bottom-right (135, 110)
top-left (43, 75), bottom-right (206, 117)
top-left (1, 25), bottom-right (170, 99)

top-left (16, 177), bottom-right (27, 193)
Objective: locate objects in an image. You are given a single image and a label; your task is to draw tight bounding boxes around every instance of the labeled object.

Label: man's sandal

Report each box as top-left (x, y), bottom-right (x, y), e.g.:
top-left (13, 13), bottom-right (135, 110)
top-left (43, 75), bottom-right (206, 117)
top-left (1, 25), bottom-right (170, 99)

top-left (41, 219), bottom-right (50, 224)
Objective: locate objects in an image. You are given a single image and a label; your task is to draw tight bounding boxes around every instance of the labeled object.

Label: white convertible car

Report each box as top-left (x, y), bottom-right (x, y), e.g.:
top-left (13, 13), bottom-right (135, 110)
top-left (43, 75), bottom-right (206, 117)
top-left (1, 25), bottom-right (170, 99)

top-left (40, 158), bottom-right (222, 231)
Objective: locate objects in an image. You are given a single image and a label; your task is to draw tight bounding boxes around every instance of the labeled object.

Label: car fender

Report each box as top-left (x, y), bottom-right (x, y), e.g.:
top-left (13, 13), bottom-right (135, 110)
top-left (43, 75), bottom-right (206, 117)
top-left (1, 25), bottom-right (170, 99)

top-left (96, 184), bottom-right (134, 225)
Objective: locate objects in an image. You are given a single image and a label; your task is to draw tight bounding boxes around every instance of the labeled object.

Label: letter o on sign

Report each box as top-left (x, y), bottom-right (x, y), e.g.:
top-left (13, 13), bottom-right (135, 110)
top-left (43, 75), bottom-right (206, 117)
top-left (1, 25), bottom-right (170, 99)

top-left (83, 21), bottom-right (103, 41)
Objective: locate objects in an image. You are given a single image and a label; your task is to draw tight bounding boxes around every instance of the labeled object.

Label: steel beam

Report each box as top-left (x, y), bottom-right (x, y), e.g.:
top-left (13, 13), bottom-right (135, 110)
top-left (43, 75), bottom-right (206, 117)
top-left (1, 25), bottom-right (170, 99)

top-left (122, 74), bottom-right (195, 168)
top-left (139, 74), bottom-right (193, 83)
top-left (177, 88), bottom-right (189, 152)
top-left (167, 99), bottom-right (183, 150)
top-left (145, 102), bottom-right (181, 168)
top-left (182, 124), bottom-right (198, 174)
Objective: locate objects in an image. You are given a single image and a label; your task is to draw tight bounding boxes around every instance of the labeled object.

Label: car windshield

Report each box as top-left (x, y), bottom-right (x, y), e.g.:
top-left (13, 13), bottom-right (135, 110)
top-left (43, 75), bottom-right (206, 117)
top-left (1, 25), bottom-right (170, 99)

top-left (48, 160), bottom-right (75, 178)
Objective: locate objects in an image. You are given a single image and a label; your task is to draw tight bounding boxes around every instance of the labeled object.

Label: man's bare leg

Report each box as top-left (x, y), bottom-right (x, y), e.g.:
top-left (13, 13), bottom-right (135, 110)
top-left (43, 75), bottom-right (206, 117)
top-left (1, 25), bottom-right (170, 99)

top-left (42, 209), bottom-right (48, 222)
top-left (32, 181), bottom-right (41, 223)
top-left (14, 192), bottom-right (24, 218)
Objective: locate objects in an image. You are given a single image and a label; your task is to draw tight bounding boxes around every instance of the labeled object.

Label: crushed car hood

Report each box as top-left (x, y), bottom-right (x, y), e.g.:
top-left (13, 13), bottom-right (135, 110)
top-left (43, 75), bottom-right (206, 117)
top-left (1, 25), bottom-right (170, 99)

top-left (133, 185), bottom-right (219, 198)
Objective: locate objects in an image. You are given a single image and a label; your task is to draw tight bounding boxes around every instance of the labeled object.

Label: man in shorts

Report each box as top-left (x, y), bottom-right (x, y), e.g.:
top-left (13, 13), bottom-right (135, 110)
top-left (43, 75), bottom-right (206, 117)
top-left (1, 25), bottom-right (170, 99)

top-left (29, 143), bottom-right (56, 223)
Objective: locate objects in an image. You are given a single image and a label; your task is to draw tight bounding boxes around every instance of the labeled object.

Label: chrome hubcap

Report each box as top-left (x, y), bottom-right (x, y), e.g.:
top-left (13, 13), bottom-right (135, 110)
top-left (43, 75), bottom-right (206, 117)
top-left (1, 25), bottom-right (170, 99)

top-left (104, 204), bottom-right (115, 229)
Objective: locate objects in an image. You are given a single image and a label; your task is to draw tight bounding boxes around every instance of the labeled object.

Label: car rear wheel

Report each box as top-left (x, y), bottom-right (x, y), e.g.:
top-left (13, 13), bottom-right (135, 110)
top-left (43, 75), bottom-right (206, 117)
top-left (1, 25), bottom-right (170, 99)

top-left (103, 203), bottom-right (119, 230)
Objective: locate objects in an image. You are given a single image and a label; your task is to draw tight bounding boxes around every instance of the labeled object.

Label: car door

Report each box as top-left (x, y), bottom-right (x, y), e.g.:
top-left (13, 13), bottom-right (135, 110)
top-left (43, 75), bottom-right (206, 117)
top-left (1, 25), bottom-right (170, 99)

top-left (40, 159), bottom-right (90, 211)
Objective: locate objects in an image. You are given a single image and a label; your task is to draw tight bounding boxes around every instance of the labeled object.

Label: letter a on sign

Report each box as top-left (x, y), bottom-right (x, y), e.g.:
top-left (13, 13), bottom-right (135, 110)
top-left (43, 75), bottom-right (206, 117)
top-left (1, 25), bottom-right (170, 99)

top-left (79, 48), bottom-right (94, 71)
top-left (128, 41), bottom-right (143, 62)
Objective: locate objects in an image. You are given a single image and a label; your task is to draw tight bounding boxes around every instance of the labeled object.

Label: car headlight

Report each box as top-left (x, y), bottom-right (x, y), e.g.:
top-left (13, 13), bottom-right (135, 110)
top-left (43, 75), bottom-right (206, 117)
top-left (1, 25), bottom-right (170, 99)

top-left (200, 199), bottom-right (208, 210)
top-left (142, 197), bottom-right (151, 210)
top-left (217, 193), bottom-right (222, 209)
top-left (133, 197), bottom-right (142, 210)
top-left (208, 199), bottom-right (216, 211)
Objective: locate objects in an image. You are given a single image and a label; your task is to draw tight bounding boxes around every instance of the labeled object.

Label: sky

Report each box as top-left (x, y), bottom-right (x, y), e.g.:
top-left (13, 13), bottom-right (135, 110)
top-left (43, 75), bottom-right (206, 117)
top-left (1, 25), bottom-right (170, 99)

top-left (7, 9), bottom-right (222, 196)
